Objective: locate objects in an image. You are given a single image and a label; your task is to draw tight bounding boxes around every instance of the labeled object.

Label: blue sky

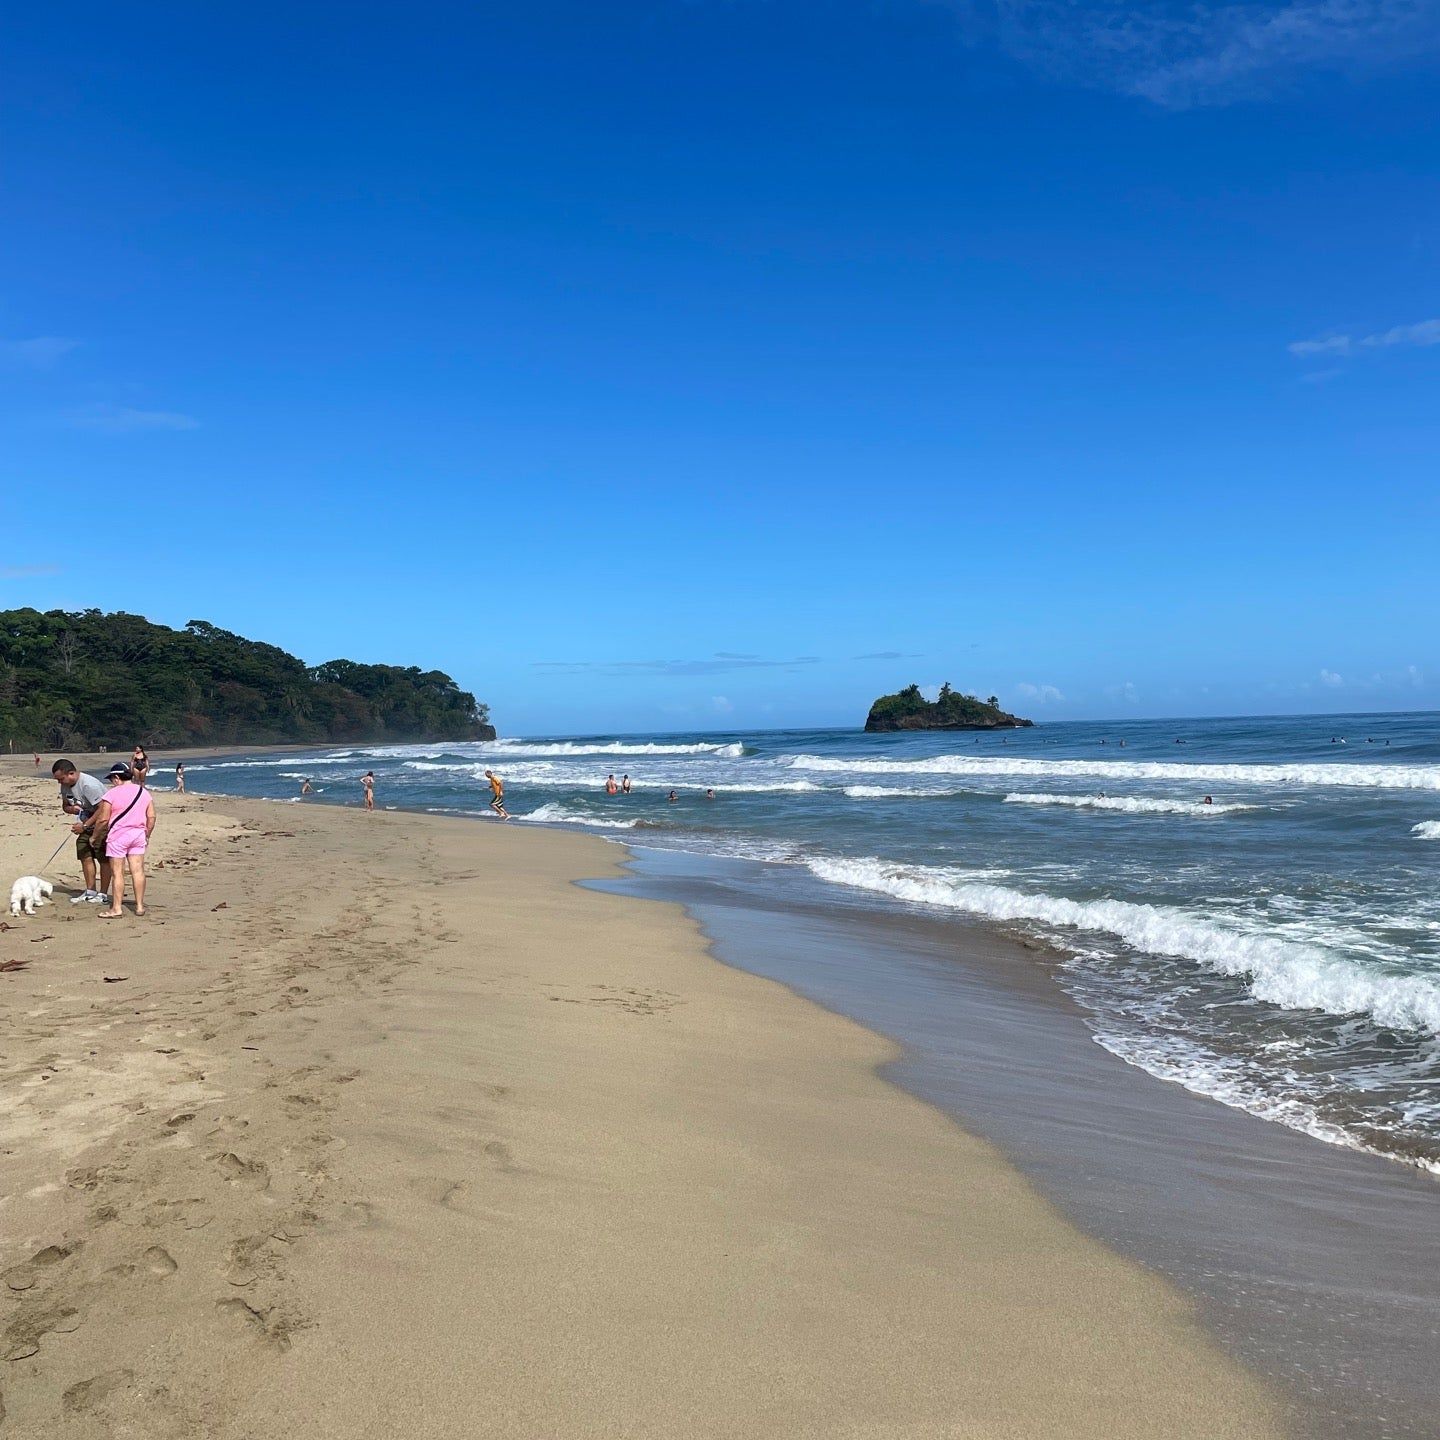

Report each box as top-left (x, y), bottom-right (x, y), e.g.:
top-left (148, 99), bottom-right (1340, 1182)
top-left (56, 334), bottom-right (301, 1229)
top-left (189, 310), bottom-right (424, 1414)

top-left (3, 1), bottom-right (1437, 734)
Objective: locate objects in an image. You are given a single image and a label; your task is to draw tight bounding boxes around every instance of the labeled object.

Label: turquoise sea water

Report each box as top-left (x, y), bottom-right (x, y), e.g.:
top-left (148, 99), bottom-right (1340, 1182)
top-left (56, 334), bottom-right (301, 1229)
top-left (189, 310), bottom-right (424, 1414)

top-left (172, 712), bottom-right (1440, 1171)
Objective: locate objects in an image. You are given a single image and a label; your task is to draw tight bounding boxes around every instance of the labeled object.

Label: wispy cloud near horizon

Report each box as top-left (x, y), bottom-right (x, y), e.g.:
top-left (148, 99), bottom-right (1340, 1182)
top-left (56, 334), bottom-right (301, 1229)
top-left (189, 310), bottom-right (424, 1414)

top-left (1, 336), bottom-right (81, 368)
top-left (64, 402), bottom-right (200, 434)
top-left (1289, 317), bottom-right (1440, 357)
top-left (535, 653), bottom-right (824, 677)
top-left (945, 0), bottom-right (1440, 107)
top-left (0, 564), bottom-right (61, 580)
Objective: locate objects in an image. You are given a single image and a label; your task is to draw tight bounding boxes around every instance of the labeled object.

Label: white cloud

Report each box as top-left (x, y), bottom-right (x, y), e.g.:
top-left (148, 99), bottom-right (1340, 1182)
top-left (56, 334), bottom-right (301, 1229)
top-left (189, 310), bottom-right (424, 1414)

top-left (1104, 680), bottom-right (1140, 704)
top-left (947, 0), bottom-right (1440, 108)
top-left (1015, 681), bottom-right (1065, 704)
top-left (711, 695), bottom-right (734, 714)
top-left (1290, 317), bottom-right (1440, 358)
top-left (64, 402), bottom-right (200, 434)
top-left (0, 336), bottom-right (81, 368)
top-left (1320, 668), bottom-right (1344, 687)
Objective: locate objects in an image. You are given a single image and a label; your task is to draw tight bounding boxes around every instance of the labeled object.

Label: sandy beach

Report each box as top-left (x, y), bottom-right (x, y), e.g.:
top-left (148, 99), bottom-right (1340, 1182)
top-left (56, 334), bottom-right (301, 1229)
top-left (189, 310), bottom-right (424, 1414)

top-left (0, 758), bottom-right (1283, 1438)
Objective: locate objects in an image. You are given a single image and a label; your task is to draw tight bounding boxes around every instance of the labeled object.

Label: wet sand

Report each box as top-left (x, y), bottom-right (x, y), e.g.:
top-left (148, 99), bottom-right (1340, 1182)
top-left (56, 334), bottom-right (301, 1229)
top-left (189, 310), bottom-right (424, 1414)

top-left (0, 760), bottom-right (1282, 1437)
top-left (610, 847), bottom-right (1440, 1440)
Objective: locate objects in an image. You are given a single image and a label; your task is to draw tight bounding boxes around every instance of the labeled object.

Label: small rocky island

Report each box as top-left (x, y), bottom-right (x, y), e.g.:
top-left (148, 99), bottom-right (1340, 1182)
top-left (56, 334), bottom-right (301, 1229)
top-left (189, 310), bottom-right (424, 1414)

top-left (864, 683), bottom-right (1032, 732)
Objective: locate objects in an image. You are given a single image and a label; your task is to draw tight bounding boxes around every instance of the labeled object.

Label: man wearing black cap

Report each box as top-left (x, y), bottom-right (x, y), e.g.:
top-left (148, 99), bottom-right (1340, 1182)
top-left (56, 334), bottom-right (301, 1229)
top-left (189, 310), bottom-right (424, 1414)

top-left (52, 758), bottom-right (111, 903)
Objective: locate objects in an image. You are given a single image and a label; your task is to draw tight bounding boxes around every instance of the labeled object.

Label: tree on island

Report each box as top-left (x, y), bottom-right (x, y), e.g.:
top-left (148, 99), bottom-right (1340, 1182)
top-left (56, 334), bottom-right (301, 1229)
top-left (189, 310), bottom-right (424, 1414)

top-left (864, 682), bottom-right (1031, 732)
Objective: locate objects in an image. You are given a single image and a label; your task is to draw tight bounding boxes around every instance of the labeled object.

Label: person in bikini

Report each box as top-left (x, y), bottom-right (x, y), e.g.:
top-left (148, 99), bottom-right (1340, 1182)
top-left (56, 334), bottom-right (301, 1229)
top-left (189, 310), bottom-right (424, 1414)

top-left (485, 769), bottom-right (509, 818)
top-left (621, 775), bottom-right (631, 794)
top-left (361, 771), bottom-right (375, 811)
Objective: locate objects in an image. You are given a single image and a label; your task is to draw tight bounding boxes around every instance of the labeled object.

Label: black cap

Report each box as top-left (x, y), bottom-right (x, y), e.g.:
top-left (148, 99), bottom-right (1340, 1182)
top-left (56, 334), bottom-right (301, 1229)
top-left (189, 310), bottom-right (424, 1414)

top-left (107, 762), bottom-right (132, 779)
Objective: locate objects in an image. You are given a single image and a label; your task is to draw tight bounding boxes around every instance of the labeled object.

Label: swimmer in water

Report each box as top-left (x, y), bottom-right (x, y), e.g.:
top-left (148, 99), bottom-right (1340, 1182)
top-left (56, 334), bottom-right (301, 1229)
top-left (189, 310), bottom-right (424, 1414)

top-left (621, 775), bottom-right (631, 794)
top-left (605, 773), bottom-right (618, 795)
top-left (705, 788), bottom-right (715, 800)
top-left (301, 778), bottom-right (314, 796)
top-left (1202, 796), bottom-right (1213, 805)
top-left (667, 790), bottom-right (678, 804)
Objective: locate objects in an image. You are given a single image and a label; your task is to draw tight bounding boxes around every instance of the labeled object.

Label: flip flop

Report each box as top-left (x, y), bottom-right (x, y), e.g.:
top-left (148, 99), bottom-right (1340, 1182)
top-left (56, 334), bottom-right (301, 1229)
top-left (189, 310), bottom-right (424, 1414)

top-left (97, 912), bottom-right (124, 920)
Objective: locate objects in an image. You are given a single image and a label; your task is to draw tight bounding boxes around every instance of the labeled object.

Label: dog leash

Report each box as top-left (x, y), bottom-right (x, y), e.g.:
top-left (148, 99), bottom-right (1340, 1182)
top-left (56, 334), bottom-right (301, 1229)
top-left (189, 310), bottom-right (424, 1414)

top-left (38, 828), bottom-right (75, 876)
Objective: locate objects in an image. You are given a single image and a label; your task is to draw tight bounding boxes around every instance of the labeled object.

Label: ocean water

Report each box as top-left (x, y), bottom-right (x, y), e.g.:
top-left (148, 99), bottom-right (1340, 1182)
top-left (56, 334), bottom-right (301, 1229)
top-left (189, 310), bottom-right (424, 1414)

top-left (173, 713), bottom-right (1440, 1172)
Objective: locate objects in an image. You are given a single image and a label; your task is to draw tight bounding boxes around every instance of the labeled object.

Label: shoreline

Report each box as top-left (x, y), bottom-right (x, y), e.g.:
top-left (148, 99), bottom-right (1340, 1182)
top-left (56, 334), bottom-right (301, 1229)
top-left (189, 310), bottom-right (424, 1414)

top-left (0, 768), bottom-right (1283, 1437)
top-left (608, 846), bottom-right (1440, 1440)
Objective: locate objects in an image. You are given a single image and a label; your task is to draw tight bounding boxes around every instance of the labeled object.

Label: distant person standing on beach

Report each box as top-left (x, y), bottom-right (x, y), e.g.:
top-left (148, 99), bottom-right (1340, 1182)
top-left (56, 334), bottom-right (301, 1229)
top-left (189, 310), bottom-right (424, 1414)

top-left (95, 763), bottom-right (155, 919)
top-left (175, 762), bottom-right (186, 794)
top-left (361, 771), bottom-right (375, 811)
top-left (131, 746), bottom-right (150, 785)
top-left (484, 769), bottom-right (509, 818)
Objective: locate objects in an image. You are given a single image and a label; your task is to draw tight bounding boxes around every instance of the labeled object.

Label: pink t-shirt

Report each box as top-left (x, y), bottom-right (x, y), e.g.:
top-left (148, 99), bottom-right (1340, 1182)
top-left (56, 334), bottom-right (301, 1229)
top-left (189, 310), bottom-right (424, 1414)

top-left (103, 782), bottom-right (153, 845)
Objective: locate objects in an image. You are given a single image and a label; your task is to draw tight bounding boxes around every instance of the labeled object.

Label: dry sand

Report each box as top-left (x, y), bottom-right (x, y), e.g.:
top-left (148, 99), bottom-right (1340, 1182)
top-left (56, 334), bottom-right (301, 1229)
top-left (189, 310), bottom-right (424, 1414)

top-left (0, 758), bottom-right (1286, 1437)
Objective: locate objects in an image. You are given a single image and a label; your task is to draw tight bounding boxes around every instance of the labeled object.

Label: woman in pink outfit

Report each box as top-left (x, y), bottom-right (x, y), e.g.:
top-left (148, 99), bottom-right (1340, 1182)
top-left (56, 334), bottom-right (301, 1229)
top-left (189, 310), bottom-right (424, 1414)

top-left (94, 763), bottom-right (156, 918)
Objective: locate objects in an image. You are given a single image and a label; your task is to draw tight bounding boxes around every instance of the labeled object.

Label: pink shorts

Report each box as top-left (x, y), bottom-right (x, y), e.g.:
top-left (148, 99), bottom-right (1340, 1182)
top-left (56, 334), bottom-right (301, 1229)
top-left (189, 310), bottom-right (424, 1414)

top-left (106, 834), bottom-right (148, 859)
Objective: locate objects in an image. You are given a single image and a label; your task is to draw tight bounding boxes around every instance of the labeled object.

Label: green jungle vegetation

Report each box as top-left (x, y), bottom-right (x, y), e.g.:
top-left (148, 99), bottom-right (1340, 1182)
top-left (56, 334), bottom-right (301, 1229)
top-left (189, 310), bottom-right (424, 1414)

top-left (0, 608), bottom-right (494, 751)
top-left (864, 682), bottom-right (1031, 732)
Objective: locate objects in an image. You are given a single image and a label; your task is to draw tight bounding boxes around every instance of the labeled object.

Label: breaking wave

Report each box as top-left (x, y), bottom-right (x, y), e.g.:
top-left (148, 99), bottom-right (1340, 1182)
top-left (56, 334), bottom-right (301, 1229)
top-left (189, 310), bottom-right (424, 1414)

top-left (786, 754), bottom-right (1440, 791)
top-left (485, 739), bottom-right (746, 758)
top-left (805, 855), bottom-right (1440, 1036)
top-left (515, 803), bottom-right (640, 829)
top-left (1413, 821), bottom-right (1440, 840)
top-left (1003, 793), bottom-right (1255, 816)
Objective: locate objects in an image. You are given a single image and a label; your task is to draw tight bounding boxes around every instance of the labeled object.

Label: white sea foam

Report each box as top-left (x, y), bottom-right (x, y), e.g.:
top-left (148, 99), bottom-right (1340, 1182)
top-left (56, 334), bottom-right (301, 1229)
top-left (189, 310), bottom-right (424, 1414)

top-left (1003, 792), bottom-right (1255, 816)
top-left (184, 756), bottom-right (359, 771)
top-left (705, 780), bottom-right (822, 794)
top-left (787, 754), bottom-right (1440, 791)
top-left (484, 739), bottom-right (745, 758)
top-left (1413, 821), bottom-right (1440, 840)
top-left (843, 784), bottom-right (958, 799)
top-left (805, 855), bottom-right (1440, 1036)
top-left (516, 803), bottom-right (640, 829)
top-left (1086, 1027), bottom-right (1440, 1172)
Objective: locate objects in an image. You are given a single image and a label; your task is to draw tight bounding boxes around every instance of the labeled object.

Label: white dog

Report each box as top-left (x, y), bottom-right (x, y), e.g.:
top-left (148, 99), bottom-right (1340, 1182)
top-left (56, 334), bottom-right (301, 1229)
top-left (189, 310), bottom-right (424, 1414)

top-left (9, 876), bottom-right (53, 916)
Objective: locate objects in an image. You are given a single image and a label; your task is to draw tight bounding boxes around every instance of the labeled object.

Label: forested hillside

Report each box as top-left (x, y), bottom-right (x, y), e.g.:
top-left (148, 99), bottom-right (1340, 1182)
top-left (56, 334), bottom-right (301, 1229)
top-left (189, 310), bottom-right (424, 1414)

top-left (0, 609), bottom-right (494, 750)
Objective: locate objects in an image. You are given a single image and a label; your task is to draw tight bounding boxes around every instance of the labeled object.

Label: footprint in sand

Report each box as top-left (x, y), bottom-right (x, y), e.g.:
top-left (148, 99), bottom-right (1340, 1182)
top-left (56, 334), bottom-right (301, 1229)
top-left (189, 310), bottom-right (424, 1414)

top-left (215, 1297), bottom-right (296, 1352)
top-left (144, 1246), bottom-right (178, 1276)
top-left (225, 1235), bottom-right (275, 1288)
top-left (62, 1368), bottom-right (134, 1413)
top-left (215, 1153), bottom-right (270, 1190)
top-left (410, 1176), bottom-right (470, 1210)
top-left (4, 1305), bottom-right (82, 1360)
top-left (3, 1241), bottom-right (80, 1293)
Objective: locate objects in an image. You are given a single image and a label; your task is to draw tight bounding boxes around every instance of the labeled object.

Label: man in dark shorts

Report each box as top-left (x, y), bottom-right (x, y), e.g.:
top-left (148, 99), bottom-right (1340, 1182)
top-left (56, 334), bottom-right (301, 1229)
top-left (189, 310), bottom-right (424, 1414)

top-left (52, 759), bottom-right (110, 903)
top-left (484, 769), bottom-right (509, 818)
